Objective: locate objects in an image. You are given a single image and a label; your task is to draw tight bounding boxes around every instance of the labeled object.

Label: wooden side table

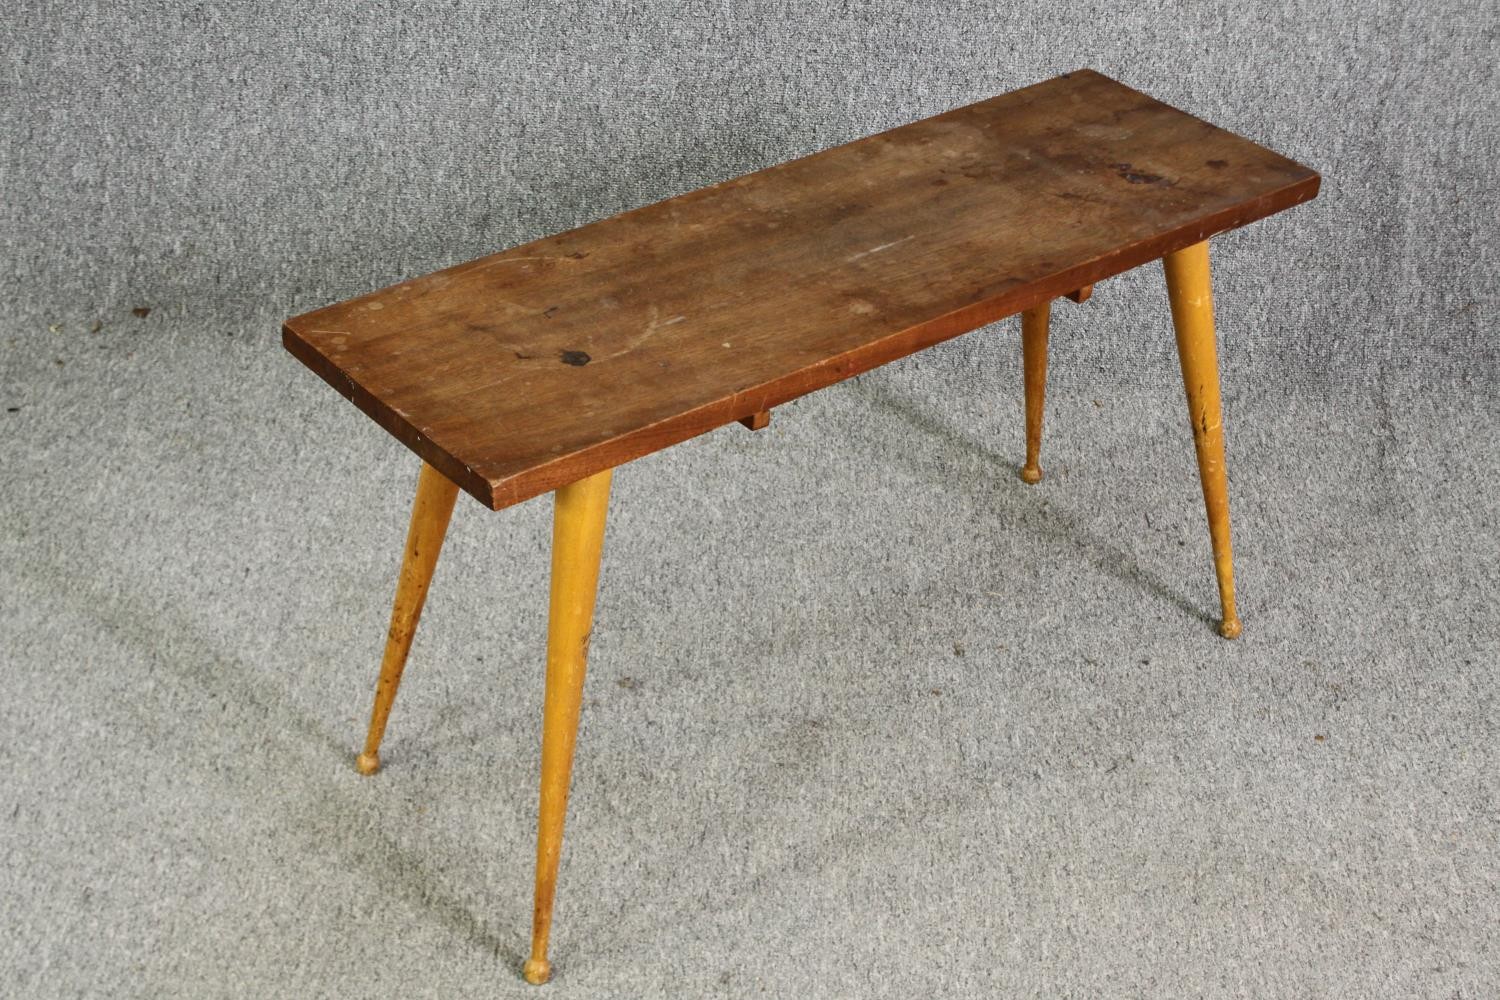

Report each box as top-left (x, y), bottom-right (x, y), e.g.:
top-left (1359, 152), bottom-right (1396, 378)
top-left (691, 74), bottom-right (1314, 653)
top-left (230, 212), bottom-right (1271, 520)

top-left (283, 70), bottom-right (1319, 983)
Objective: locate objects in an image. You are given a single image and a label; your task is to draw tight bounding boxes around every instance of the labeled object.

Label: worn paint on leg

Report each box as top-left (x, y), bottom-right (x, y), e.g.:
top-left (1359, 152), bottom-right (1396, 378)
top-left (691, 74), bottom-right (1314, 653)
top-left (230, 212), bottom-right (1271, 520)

top-left (525, 467), bottom-right (614, 984)
top-left (357, 462), bottom-right (460, 774)
top-left (1163, 241), bottom-right (1241, 639)
top-left (1020, 301), bottom-right (1051, 484)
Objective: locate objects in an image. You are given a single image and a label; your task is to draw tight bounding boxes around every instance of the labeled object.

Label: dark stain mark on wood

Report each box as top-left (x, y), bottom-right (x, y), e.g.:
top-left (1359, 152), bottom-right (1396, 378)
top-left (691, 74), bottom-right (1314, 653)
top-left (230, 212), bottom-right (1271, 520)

top-left (565, 251), bottom-right (589, 259)
top-left (543, 306), bottom-right (559, 319)
top-left (1206, 159), bottom-right (1228, 169)
top-left (959, 160), bottom-right (1006, 182)
top-left (825, 200), bottom-right (867, 222)
top-left (1110, 162), bottom-right (1172, 186)
top-left (560, 350), bottom-right (591, 366)
top-left (513, 351), bottom-right (534, 360)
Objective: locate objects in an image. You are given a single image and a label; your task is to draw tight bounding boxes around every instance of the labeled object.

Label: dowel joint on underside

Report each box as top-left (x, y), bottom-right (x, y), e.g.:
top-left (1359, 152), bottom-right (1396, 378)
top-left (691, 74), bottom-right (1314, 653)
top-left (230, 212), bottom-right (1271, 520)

top-left (738, 410), bottom-right (771, 431)
top-left (1065, 284), bottom-right (1093, 304)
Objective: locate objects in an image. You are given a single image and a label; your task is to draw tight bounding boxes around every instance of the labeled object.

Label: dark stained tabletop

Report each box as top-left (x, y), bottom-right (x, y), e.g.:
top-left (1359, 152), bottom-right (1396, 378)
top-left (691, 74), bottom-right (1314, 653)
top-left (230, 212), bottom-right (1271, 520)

top-left (284, 69), bottom-right (1318, 510)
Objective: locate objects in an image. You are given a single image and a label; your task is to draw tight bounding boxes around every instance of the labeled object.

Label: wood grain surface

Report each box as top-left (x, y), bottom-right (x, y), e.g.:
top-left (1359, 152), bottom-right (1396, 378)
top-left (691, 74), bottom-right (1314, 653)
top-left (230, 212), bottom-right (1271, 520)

top-left (284, 69), bottom-right (1319, 510)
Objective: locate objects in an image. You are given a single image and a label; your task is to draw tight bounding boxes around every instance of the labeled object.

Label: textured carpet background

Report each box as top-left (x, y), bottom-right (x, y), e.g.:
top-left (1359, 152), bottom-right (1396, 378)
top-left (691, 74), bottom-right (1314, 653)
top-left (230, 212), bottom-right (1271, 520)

top-left (2, 2), bottom-right (1497, 997)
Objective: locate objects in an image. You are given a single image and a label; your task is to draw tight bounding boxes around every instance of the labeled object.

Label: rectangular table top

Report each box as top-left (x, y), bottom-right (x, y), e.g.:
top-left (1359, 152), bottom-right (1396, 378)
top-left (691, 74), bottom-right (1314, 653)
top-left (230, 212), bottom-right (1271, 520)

top-left (284, 69), bottom-right (1318, 510)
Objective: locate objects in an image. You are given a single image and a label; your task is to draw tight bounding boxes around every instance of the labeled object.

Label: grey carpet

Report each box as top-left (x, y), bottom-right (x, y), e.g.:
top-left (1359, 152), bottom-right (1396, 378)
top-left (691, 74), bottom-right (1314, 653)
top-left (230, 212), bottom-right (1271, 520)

top-left (2, 2), bottom-right (1497, 997)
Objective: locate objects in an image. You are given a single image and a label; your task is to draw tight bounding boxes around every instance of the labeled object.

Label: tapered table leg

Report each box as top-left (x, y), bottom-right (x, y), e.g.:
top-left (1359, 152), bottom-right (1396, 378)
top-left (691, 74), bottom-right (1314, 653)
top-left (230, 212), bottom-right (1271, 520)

top-left (1163, 241), bottom-right (1242, 639)
top-left (524, 467), bottom-right (613, 985)
top-left (1020, 301), bottom-right (1051, 484)
top-left (355, 462), bottom-right (460, 775)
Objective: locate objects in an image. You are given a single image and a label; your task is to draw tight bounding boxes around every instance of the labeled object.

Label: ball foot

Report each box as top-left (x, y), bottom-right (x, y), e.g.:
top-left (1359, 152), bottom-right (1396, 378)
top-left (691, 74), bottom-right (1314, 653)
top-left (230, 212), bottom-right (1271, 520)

top-left (355, 751), bottom-right (381, 776)
top-left (1019, 464), bottom-right (1042, 485)
top-left (1218, 617), bottom-right (1242, 640)
top-left (523, 958), bottom-right (552, 985)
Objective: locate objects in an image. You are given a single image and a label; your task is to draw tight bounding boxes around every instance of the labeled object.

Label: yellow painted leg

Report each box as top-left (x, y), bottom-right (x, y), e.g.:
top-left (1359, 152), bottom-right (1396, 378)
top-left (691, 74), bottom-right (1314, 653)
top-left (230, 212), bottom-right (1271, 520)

top-left (524, 468), bottom-right (613, 986)
top-left (1020, 301), bottom-right (1050, 484)
top-left (1163, 241), bottom-right (1242, 640)
top-left (355, 462), bottom-right (460, 775)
